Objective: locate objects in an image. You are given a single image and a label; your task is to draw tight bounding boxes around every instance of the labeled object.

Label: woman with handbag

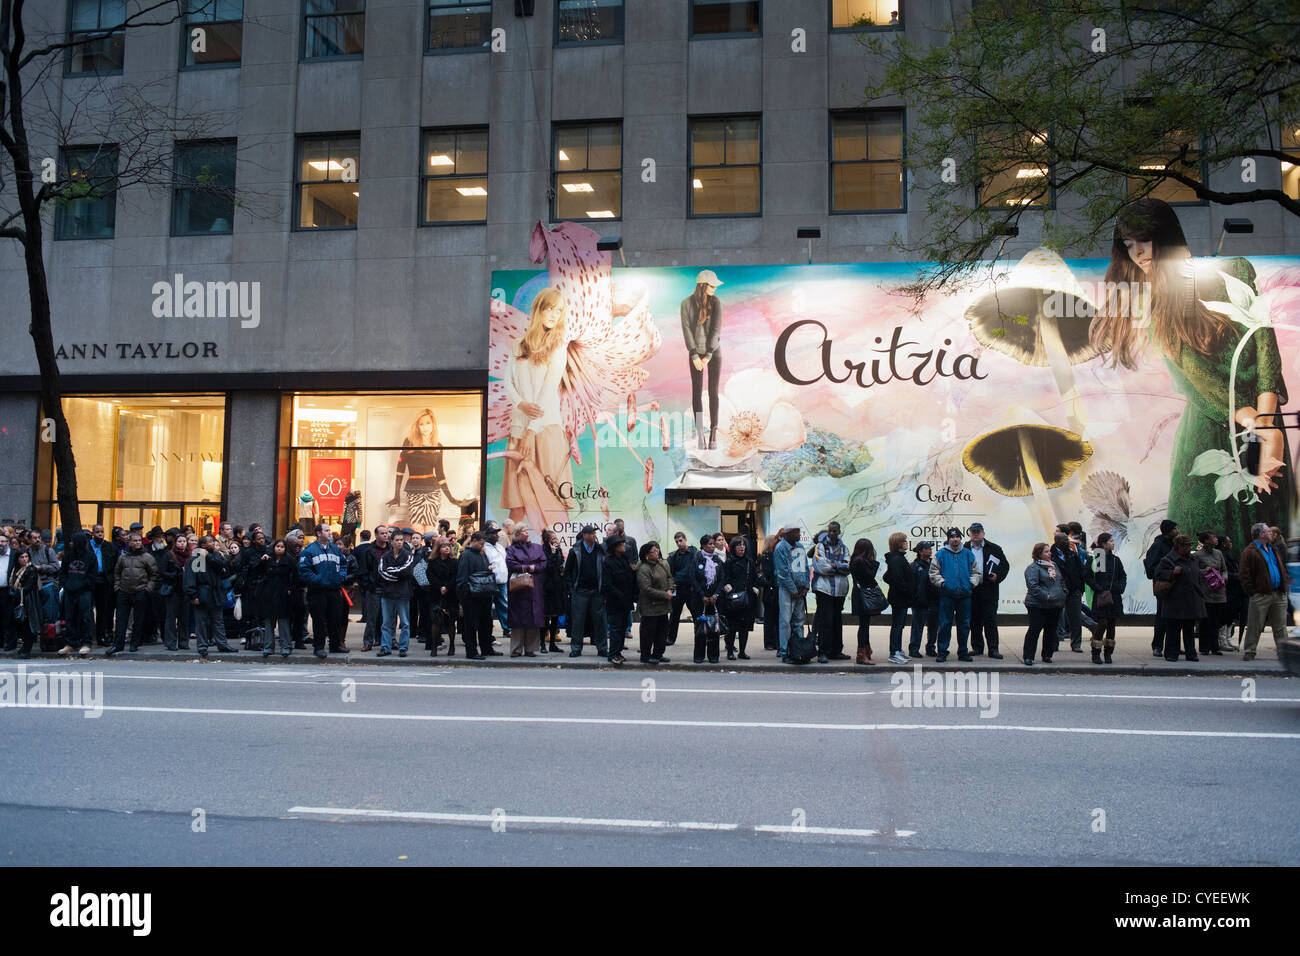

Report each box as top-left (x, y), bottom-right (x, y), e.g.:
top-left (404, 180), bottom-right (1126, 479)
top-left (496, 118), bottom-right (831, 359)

top-left (1023, 542), bottom-right (1066, 665)
top-left (455, 533), bottom-right (498, 660)
top-left (881, 532), bottom-right (913, 665)
top-left (540, 530), bottom-right (566, 653)
top-left (849, 538), bottom-right (882, 666)
top-left (690, 535), bottom-right (726, 663)
top-left (505, 525), bottom-right (547, 657)
top-left (1193, 531), bottom-right (1228, 656)
top-left (427, 538), bottom-right (459, 656)
top-left (261, 539), bottom-right (297, 658)
top-left (1154, 534), bottom-right (1208, 662)
top-left (9, 549), bottom-right (43, 658)
top-left (1089, 533), bottom-right (1126, 663)
top-left (635, 542), bottom-right (674, 664)
top-left (722, 536), bottom-right (757, 660)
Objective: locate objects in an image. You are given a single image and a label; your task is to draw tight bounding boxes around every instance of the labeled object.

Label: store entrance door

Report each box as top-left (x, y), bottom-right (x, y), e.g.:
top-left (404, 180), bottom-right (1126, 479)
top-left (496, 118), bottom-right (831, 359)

top-left (720, 507), bottom-right (758, 549)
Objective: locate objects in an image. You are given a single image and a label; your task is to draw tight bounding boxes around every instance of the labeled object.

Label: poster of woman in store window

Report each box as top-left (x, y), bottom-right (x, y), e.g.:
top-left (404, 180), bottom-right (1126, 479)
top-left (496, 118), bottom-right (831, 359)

top-left (385, 408), bottom-right (476, 534)
top-left (500, 287), bottom-right (574, 526)
top-left (1089, 197), bottom-right (1297, 545)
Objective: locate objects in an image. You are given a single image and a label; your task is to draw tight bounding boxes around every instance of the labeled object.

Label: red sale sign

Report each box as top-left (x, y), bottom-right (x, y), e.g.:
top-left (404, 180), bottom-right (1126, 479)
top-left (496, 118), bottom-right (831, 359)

top-left (309, 458), bottom-right (352, 514)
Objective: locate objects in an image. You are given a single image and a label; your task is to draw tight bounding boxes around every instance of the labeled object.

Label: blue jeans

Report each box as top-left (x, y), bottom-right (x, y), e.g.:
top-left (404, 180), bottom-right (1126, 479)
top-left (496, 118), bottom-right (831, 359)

top-left (937, 593), bottom-right (971, 654)
top-left (778, 589), bottom-right (805, 654)
top-left (494, 583), bottom-right (510, 636)
top-left (381, 596), bottom-right (410, 652)
top-left (909, 605), bottom-right (939, 654)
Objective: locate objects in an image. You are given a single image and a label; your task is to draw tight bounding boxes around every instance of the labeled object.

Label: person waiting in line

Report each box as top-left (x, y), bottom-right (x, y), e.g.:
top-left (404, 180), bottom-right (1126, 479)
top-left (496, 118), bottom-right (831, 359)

top-left (107, 531), bottom-right (158, 656)
top-left (283, 530), bottom-right (310, 649)
top-left (9, 549), bottom-right (43, 658)
top-left (965, 522), bottom-right (1008, 659)
top-left (355, 525), bottom-right (389, 651)
top-left (773, 526), bottom-right (809, 661)
top-left (236, 530), bottom-right (272, 650)
top-left (297, 524), bottom-right (353, 659)
top-left (722, 535), bottom-right (758, 660)
top-left (427, 537), bottom-right (460, 656)
top-left (930, 528), bottom-right (980, 663)
top-left (184, 535), bottom-right (238, 658)
top-left (1237, 521), bottom-right (1290, 663)
top-left (563, 525), bottom-right (608, 658)
top-left (377, 527), bottom-right (417, 657)
top-left (811, 521), bottom-right (852, 663)
top-left (760, 531), bottom-right (782, 652)
top-left (1193, 531), bottom-right (1229, 656)
top-left (505, 525), bottom-right (547, 658)
top-left (410, 532), bottom-right (436, 648)
top-left (56, 531), bottom-right (95, 657)
top-left (636, 542), bottom-right (674, 664)
top-left (601, 537), bottom-right (637, 665)
top-left (1089, 533), bottom-right (1126, 664)
top-left (1051, 528), bottom-right (1092, 653)
top-left (261, 539), bottom-right (296, 659)
top-left (154, 532), bottom-right (192, 651)
top-left (667, 532), bottom-right (699, 648)
top-left (1219, 534), bottom-right (1244, 651)
top-left (222, 539), bottom-right (243, 647)
top-left (540, 529), bottom-right (565, 654)
top-left (881, 532), bottom-right (912, 665)
top-left (482, 522), bottom-right (511, 646)
top-left (1154, 534), bottom-right (1208, 662)
top-left (849, 537), bottom-right (882, 665)
top-left (908, 541), bottom-right (938, 658)
top-left (1143, 519), bottom-right (1178, 657)
top-left (456, 532), bottom-right (499, 660)
top-left (1023, 542), bottom-right (1065, 665)
top-left (691, 534), bottom-right (726, 664)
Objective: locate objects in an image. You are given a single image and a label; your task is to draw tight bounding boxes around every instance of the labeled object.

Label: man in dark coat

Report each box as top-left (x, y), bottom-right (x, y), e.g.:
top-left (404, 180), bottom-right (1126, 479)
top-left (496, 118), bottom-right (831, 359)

top-left (666, 532), bottom-right (699, 647)
top-left (87, 523), bottom-right (119, 646)
top-left (183, 535), bottom-right (238, 658)
top-left (1238, 521), bottom-right (1291, 662)
top-left (964, 522), bottom-right (1009, 659)
top-left (563, 525), bottom-right (607, 657)
top-left (107, 531), bottom-right (158, 655)
top-left (1144, 519), bottom-right (1178, 656)
top-left (353, 524), bottom-right (389, 651)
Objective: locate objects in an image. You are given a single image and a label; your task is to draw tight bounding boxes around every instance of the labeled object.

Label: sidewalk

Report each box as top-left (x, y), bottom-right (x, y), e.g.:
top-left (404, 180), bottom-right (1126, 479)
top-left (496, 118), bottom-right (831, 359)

top-left (42, 623), bottom-right (1289, 677)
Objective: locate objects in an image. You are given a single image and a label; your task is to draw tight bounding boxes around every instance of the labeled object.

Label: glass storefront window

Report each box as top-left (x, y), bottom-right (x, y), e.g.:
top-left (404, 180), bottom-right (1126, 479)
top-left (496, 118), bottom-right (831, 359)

top-left (51, 394), bottom-right (226, 530)
top-left (286, 392), bottom-right (482, 538)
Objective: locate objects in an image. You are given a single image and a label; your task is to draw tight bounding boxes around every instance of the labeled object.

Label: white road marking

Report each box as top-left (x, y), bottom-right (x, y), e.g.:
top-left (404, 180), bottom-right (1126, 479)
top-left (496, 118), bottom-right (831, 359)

top-left (13, 670), bottom-right (1299, 704)
top-left (14, 703), bottom-right (1300, 738)
top-left (287, 806), bottom-right (894, 837)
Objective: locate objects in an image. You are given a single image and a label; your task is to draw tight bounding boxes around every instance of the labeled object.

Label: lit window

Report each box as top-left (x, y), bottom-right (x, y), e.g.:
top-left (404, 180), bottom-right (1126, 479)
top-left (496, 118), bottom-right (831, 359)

top-left (295, 135), bottom-right (360, 230)
top-left (831, 110), bottom-right (904, 212)
top-left (553, 123), bottom-right (622, 221)
top-left (977, 130), bottom-right (1053, 209)
top-left (422, 127), bottom-right (488, 224)
top-left (690, 116), bottom-right (760, 216)
top-left (1127, 127), bottom-right (1204, 205)
top-left (831, 0), bottom-right (900, 30)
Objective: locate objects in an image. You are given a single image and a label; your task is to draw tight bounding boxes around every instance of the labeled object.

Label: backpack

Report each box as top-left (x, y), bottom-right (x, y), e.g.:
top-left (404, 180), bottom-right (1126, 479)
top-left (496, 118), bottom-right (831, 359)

top-left (787, 623), bottom-right (818, 664)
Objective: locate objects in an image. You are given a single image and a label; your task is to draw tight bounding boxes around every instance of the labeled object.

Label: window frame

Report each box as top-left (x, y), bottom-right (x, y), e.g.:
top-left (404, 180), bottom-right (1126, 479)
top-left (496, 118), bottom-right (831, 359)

top-left (689, 0), bottom-right (762, 39)
top-left (1126, 134), bottom-right (1209, 207)
top-left (419, 126), bottom-right (490, 227)
top-left (553, 0), bottom-right (625, 48)
top-left (424, 0), bottom-right (493, 55)
top-left (53, 144), bottom-right (120, 241)
top-left (300, 0), bottom-right (366, 62)
top-left (171, 138), bottom-right (238, 237)
top-left (828, 108), bottom-right (907, 215)
top-left (973, 129), bottom-right (1057, 211)
top-left (550, 120), bottom-right (624, 223)
top-left (828, 0), bottom-right (903, 33)
top-left (688, 113), bottom-right (763, 219)
top-left (292, 132), bottom-right (362, 232)
top-left (179, 0), bottom-right (244, 71)
top-left (64, 0), bottom-right (126, 76)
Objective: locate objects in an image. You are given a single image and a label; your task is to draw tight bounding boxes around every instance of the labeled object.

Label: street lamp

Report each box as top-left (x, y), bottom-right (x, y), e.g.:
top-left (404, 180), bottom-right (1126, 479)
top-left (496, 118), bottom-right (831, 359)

top-left (1214, 218), bottom-right (1253, 256)
top-left (596, 235), bottom-right (625, 267)
top-left (797, 227), bottom-right (820, 264)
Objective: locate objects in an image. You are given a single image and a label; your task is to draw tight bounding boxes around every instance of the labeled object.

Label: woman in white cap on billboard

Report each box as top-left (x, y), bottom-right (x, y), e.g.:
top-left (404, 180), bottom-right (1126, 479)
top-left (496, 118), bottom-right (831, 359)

top-left (680, 269), bottom-right (724, 450)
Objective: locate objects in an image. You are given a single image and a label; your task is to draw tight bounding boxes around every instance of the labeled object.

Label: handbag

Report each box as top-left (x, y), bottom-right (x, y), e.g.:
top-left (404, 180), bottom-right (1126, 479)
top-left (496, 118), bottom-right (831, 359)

top-left (468, 570), bottom-right (498, 594)
top-left (233, 596), bottom-right (242, 621)
top-left (857, 585), bottom-right (888, 615)
top-left (1153, 578), bottom-right (1174, 595)
top-left (1094, 590), bottom-right (1114, 607)
top-left (508, 572), bottom-right (534, 592)
top-left (412, 558), bottom-right (430, 588)
top-left (1202, 567), bottom-right (1225, 590)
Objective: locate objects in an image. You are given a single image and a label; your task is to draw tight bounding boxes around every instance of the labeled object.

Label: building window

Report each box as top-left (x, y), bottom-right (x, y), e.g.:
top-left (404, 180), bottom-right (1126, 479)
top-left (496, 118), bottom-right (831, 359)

top-left (421, 127), bottom-right (488, 224)
top-left (555, 0), bottom-right (623, 45)
top-left (831, 0), bottom-right (900, 30)
top-left (182, 0), bottom-right (242, 67)
top-left (976, 130), bottom-right (1053, 209)
top-left (172, 140), bottom-right (237, 236)
top-left (831, 110), bottom-right (904, 213)
top-left (48, 394), bottom-right (227, 534)
top-left (553, 122), bottom-right (622, 221)
top-left (691, 0), bottom-right (760, 36)
top-left (66, 0), bottom-right (125, 74)
top-left (303, 0), bottom-right (365, 59)
top-left (427, 0), bottom-right (491, 51)
top-left (295, 135), bottom-right (360, 230)
top-left (690, 116), bottom-right (760, 217)
top-left (286, 392), bottom-right (482, 538)
top-left (54, 146), bottom-right (118, 240)
top-left (1128, 128), bottom-right (1205, 205)
top-left (1283, 121), bottom-right (1299, 202)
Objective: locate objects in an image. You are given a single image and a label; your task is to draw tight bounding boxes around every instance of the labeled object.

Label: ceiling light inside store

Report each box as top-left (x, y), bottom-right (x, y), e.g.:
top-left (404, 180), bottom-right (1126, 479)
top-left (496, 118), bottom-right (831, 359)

top-left (1016, 167), bottom-right (1048, 178)
top-left (456, 186), bottom-right (487, 196)
top-left (307, 160), bottom-right (345, 172)
top-left (296, 408), bottom-right (357, 423)
top-left (558, 150), bottom-right (569, 161)
top-left (1006, 198), bottom-right (1033, 205)
top-left (1139, 164), bottom-right (1167, 171)
top-left (428, 154), bottom-right (454, 167)
top-left (352, 191), bottom-right (359, 197)
top-left (693, 179), bottom-right (703, 189)
top-left (1283, 161), bottom-right (1295, 171)
top-left (586, 210), bottom-right (615, 218)
top-left (563, 183), bottom-right (594, 193)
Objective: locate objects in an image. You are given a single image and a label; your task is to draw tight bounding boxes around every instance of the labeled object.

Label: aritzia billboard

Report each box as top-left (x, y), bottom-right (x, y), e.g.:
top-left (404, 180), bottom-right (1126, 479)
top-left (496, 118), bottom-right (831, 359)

top-left (487, 214), bottom-right (1300, 610)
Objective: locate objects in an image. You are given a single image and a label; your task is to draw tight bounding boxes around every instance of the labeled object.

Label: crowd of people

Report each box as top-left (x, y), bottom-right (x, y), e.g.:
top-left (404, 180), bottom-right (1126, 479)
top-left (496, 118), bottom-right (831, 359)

top-left (0, 512), bottom-right (1291, 667)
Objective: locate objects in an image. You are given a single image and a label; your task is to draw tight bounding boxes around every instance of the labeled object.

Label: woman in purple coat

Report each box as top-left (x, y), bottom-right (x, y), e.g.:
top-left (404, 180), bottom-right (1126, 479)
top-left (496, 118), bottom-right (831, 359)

top-left (505, 525), bottom-right (547, 657)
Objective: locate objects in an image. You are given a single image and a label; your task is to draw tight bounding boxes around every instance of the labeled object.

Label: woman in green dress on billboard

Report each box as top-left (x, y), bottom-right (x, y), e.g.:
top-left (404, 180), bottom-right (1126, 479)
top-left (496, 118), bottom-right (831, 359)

top-left (1089, 198), bottom-right (1295, 546)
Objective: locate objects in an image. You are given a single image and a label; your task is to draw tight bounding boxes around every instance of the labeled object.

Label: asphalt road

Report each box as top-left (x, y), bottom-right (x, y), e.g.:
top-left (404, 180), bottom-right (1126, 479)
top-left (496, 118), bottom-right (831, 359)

top-left (2, 660), bottom-right (1297, 865)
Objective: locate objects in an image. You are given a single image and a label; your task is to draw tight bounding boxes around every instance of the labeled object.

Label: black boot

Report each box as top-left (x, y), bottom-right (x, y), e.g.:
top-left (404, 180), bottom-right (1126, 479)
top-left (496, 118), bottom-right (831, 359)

top-left (1103, 646), bottom-right (1113, 663)
top-left (1091, 648), bottom-right (1102, 664)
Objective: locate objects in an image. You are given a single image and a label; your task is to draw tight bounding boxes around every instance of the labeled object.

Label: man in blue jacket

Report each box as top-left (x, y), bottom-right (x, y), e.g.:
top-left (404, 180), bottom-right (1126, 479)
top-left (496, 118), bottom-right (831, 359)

top-left (773, 526), bottom-right (809, 660)
top-left (298, 524), bottom-right (355, 659)
top-left (928, 527), bottom-right (980, 662)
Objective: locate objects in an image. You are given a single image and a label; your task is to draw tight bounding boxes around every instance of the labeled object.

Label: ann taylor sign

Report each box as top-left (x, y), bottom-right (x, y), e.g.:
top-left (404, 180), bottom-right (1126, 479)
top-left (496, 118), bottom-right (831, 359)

top-left (56, 342), bottom-right (218, 360)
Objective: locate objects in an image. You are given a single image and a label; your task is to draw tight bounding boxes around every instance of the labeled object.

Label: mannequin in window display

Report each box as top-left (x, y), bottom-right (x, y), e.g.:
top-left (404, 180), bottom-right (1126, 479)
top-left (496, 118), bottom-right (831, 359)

top-left (342, 490), bottom-right (362, 541)
top-left (386, 408), bottom-right (473, 534)
top-left (297, 491), bottom-right (316, 534)
top-left (501, 287), bottom-right (575, 527)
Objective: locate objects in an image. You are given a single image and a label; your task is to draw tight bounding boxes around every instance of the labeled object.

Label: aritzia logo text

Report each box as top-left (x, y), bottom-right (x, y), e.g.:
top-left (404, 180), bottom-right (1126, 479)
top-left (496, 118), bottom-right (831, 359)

top-left (151, 273), bottom-right (260, 328)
